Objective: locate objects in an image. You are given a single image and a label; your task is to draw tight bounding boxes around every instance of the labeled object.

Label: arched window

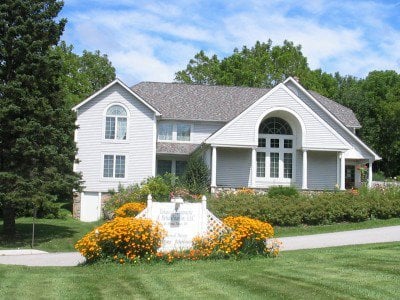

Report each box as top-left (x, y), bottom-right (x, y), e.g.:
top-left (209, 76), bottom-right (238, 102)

top-left (105, 105), bottom-right (127, 140)
top-left (257, 117), bottom-right (295, 182)
top-left (259, 117), bottom-right (292, 135)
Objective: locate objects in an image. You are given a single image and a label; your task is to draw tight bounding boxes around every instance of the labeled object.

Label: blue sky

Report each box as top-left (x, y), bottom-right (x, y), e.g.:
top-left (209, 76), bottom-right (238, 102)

top-left (60, 0), bottom-right (400, 85)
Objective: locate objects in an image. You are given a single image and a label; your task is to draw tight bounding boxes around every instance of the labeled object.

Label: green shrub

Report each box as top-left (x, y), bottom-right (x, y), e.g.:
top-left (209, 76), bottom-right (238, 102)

top-left (182, 155), bottom-right (209, 194)
top-left (208, 186), bottom-right (400, 227)
top-left (268, 186), bottom-right (299, 197)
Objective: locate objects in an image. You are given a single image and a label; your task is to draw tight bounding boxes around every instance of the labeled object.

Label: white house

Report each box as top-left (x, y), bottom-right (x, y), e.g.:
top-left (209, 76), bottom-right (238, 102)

top-left (72, 77), bottom-right (380, 221)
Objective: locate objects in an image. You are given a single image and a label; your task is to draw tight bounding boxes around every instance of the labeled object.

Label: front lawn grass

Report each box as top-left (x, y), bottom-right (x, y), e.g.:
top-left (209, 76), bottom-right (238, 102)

top-left (274, 217), bottom-right (400, 237)
top-left (0, 217), bottom-right (103, 252)
top-left (0, 243), bottom-right (399, 299)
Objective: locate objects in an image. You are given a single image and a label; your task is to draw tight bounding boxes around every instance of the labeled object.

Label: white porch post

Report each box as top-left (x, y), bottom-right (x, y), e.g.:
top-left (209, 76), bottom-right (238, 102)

top-left (251, 147), bottom-right (257, 188)
top-left (368, 159), bottom-right (373, 188)
top-left (302, 150), bottom-right (308, 190)
top-left (211, 146), bottom-right (217, 192)
top-left (340, 153), bottom-right (346, 190)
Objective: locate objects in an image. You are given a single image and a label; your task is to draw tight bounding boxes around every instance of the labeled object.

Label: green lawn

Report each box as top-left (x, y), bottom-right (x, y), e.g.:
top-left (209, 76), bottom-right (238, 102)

top-left (0, 217), bottom-right (102, 252)
top-left (0, 243), bottom-right (399, 299)
top-left (1, 217), bottom-right (400, 252)
top-left (274, 217), bottom-right (400, 237)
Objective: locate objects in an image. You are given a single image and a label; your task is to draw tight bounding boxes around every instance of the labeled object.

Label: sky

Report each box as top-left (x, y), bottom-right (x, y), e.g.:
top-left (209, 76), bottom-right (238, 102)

top-left (60, 0), bottom-right (400, 85)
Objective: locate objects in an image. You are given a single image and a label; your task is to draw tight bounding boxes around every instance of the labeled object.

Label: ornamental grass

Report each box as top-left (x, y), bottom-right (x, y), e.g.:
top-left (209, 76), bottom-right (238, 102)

top-left (75, 217), bottom-right (166, 263)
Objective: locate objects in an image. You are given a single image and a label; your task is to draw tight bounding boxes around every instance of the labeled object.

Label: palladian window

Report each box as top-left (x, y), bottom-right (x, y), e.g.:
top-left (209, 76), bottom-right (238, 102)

top-left (105, 105), bottom-right (127, 140)
top-left (256, 117), bottom-right (295, 181)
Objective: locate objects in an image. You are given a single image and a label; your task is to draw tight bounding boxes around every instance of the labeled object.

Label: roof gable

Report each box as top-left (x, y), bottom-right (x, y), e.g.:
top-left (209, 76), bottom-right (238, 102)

top-left (72, 79), bottom-right (161, 116)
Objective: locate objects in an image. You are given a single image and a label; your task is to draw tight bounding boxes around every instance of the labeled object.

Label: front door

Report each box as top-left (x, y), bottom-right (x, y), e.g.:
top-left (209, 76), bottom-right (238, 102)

top-left (345, 165), bottom-right (355, 189)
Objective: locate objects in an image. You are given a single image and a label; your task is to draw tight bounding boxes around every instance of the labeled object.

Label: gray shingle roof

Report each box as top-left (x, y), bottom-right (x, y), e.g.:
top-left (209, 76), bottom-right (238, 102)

top-left (308, 91), bottom-right (361, 128)
top-left (157, 142), bottom-right (200, 155)
top-left (131, 82), bottom-right (360, 128)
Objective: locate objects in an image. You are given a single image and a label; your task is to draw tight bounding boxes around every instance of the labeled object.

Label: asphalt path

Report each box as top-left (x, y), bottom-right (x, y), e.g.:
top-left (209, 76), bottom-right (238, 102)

top-left (0, 225), bottom-right (399, 266)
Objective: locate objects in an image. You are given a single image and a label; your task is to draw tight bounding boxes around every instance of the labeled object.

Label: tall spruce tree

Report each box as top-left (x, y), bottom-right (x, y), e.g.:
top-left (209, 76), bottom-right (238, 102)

top-left (0, 0), bottom-right (81, 237)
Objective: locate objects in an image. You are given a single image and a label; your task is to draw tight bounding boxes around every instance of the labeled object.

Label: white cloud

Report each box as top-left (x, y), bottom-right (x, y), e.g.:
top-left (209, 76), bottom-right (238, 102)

top-left (61, 0), bottom-right (400, 83)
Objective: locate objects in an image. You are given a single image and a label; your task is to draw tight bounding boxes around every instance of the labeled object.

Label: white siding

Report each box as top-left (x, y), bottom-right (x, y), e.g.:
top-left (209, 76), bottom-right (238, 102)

top-left (192, 121), bottom-right (224, 143)
top-left (286, 82), bottom-right (372, 159)
top-left (307, 151), bottom-right (338, 190)
top-left (76, 84), bottom-right (155, 192)
top-left (207, 86), bottom-right (348, 150)
top-left (157, 120), bottom-right (224, 144)
top-left (216, 148), bottom-right (251, 187)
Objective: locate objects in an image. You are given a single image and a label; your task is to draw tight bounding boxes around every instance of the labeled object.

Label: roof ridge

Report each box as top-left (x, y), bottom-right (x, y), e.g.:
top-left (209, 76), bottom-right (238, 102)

top-left (132, 81), bottom-right (271, 91)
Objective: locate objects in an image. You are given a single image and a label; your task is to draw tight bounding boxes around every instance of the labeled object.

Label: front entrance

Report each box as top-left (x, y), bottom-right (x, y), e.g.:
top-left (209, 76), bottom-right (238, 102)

top-left (345, 165), bottom-right (355, 189)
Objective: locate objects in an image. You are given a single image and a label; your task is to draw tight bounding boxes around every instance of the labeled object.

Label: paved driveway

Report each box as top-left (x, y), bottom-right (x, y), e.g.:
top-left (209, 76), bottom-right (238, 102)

top-left (0, 225), bottom-right (399, 266)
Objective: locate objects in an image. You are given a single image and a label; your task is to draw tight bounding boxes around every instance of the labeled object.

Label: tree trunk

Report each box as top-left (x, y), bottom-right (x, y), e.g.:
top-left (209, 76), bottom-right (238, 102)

top-left (3, 203), bottom-right (16, 238)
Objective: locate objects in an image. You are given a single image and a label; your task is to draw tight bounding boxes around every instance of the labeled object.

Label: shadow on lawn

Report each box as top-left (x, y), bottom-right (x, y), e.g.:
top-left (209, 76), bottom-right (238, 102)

top-left (0, 222), bottom-right (77, 249)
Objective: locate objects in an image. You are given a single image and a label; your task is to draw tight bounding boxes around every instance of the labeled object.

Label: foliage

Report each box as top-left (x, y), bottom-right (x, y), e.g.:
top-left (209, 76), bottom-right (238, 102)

top-left (176, 40), bottom-right (309, 87)
top-left (75, 217), bottom-right (166, 263)
top-left (208, 186), bottom-right (400, 226)
top-left (52, 41), bottom-right (116, 108)
top-left (181, 155), bottom-right (210, 194)
top-left (0, 0), bottom-right (81, 237)
top-left (114, 202), bottom-right (146, 218)
top-left (267, 186), bottom-right (299, 197)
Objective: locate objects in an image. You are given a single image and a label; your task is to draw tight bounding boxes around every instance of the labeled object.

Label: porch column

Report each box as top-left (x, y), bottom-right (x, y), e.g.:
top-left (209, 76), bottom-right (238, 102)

top-left (340, 153), bottom-right (346, 190)
top-left (211, 146), bottom-right (217, 192)
top-left (368, 159), bottom-right (373, 188)
top-left (302, 150), bottom-right (308, 190)
top-left (251, 147), bottom-right (257, 188)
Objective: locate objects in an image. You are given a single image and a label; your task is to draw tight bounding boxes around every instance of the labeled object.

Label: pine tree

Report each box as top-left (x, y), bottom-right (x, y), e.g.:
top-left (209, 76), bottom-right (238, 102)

top-left (0, 0), bottom-right (81, 237)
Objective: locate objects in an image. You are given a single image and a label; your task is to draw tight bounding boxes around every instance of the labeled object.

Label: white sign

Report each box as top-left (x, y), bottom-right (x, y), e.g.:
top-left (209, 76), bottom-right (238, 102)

top-left (145, 199), bottom-right (207, 252)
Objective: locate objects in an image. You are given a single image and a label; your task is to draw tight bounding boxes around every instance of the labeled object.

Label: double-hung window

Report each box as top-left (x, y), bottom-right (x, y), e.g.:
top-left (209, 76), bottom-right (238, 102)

top-left (158, 123), bottom-right (173, 141)
top-left (105, 105), bottom-right (127, 140)
top-left (158, 122), bottom-right (191, 142)
top-left (103, 154), bottom-right (126, 178)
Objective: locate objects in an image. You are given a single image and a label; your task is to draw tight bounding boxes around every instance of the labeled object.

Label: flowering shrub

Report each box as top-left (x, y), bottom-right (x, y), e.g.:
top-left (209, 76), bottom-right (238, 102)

top-left (236, 187), bottom-right (255, 195)
top-left (192, 216), bottom-right (276, 258)
top-left (114, 202), bottom-right (146, 218)
top-left (75, 217), bottom-right (166, 263)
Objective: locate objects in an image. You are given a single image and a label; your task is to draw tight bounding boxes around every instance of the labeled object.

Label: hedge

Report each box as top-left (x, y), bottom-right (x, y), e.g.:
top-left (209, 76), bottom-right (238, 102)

top-left (208, 186), bottom-right (400, 226)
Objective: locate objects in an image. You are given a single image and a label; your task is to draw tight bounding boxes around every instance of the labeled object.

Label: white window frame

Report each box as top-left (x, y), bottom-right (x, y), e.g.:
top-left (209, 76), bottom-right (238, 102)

top-left (103, 103), bottom-right (129, 143)
top-left (101, 153), bottom-right (127, 180)
top-left (256, 134), bottom-right (296, 184)
top-left (157, 122), bottom-right (193, 143)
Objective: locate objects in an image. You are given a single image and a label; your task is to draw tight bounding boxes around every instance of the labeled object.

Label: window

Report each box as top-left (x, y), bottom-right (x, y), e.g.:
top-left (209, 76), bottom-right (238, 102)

top-left (284, 153), bottom-right (292, 178)
top-left (158, 122), bottom-right (191, 142)
top-left (257, 117), bottom-right (295, 182)
top-left (259, 117), bottom-right (292, 135)
top-left (177, 124), bottom-right (191, 141)
top-left (270, 153), bottom-right (279, 178)
top-left (103, 155), bottom-right (126, 178)
top-left (105, 105), bottom-right (127, 140)
top-left (175, 161), bottom-right (187, 176)
top-left (158, 123), bottom-right (173, 141)
top-left (256, 152), bottom-right (266, 177)
top-left (157, 160), bottom-right (172, 175)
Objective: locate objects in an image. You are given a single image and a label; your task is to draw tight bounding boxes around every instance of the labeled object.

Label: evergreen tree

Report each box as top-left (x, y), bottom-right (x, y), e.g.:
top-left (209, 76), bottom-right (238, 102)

top-left (0, 0), bottom-right (81, 237)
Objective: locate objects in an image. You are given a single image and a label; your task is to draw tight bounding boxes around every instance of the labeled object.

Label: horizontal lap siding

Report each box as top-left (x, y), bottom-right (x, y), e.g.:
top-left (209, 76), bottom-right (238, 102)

top-left (307, 151), bottom-right (338, 190)
top-left (192, 122), bottom-right (224, 143)
top-left (216, 148), bottom-right (251, 187)
top-left (208, 87), bottom-right (347, 150)
top-left (76, 84), bottom-right (155, 192)
top-left (286, 82), bottom-right (371, 158)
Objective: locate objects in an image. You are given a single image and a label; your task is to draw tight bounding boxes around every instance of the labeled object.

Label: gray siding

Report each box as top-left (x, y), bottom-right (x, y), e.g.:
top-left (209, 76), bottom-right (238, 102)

top-left (76, 84), bottom-right (155, 192)
top-left (208, 86), bottom-right (348, 150)
top-left (216, 148), bottom-right (251, 187)
top-left (286, 82), bottom-right (372, 158)
top-left (192, 121), bottom-right (224, 143)
top-left (307, 151), bottom-right (338, 190)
